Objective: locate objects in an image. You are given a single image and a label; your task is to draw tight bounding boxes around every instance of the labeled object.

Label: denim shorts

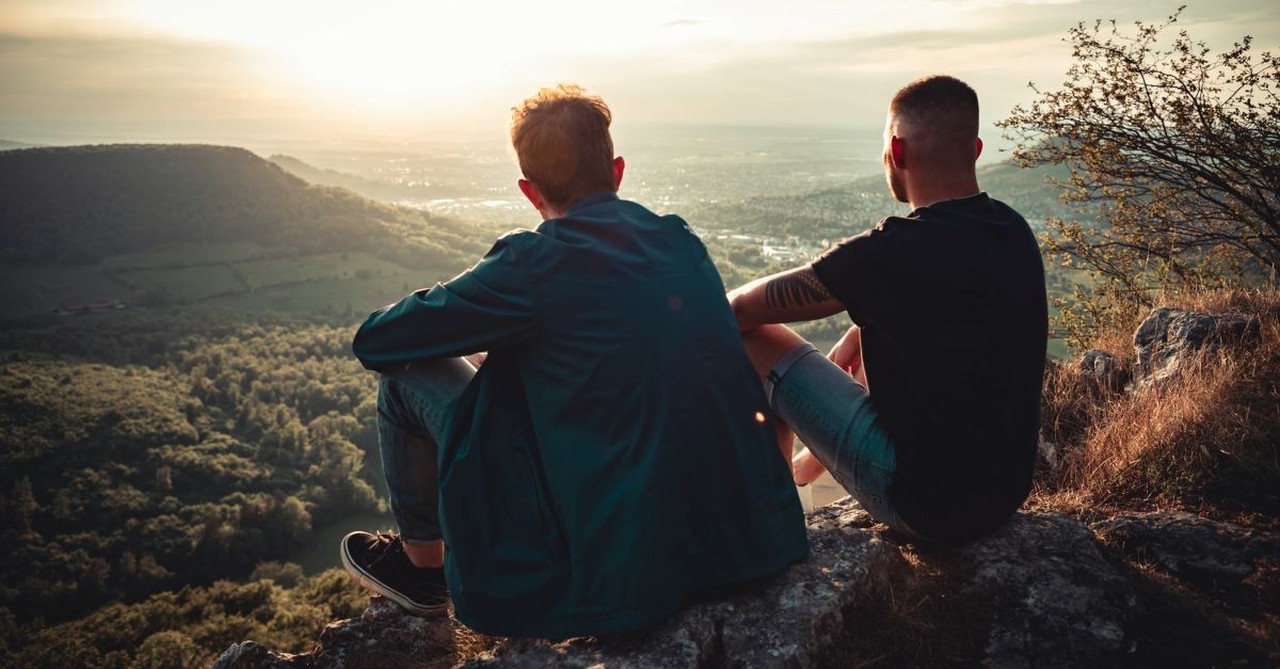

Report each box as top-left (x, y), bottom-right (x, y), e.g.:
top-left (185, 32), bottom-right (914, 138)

top-left (765, 343), bottom-right (919, 538)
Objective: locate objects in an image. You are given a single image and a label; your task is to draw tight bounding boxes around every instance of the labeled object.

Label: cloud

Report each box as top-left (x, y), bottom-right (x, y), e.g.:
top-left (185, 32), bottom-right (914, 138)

top-left (1, 0), bottom-right (1275, 143)
top-left (617, 0), bottom-right (1277, 120)
top-left (0, 31), bottom-right (287, 119)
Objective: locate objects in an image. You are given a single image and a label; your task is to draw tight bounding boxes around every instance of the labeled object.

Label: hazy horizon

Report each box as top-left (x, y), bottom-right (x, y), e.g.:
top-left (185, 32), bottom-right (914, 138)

top-left (3, 1), bottom-right (1277, 148)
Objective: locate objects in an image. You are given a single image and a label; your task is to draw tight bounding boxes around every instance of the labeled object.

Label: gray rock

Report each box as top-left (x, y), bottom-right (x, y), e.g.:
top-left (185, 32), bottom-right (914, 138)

top-left (1037, 433), bottom-right (1061, 472)
top-left (211, 502), bottom-right (1141, 669)
top-left (211, 642), bottom-right (293, 669)
top-left (950, 511), bottom-right (1137, 669)
top-left (1091, 512), bottom-right (1280, 592)
top-left (1078, 348), bottom-right (1128, 391)
top-left (1133, 307), bottom-right (1260, 382)
top-left (461, 499), bottom-right (907, 669)
top-left (211, 597), bottom-right (458, 669)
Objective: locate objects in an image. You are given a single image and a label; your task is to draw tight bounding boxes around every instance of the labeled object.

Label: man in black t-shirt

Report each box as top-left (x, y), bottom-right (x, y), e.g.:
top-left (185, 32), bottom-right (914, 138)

top-left (727, 75), bottom-right (1047, 547)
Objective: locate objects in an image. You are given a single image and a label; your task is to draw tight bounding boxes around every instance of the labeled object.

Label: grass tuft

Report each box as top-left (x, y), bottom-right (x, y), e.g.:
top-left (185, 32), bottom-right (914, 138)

top-left (1034, 286), bottom-right (1280, 523)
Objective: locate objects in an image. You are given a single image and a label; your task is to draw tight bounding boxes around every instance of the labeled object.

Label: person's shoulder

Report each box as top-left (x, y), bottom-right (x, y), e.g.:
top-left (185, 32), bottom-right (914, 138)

top-left (979, 193), bottom-right (1028, 219)
top-left (913, 193), bottom-right (1028, 228)
top-left (938, 192), bottom-right (1025, 219)
top-left (972, 195), bottom-right (1037, 240)
top-left (812, 221), bottom-right (895, 270)
top-left (496, 227), bottom-right (539, 243)
top-left (620, 198), bottom-right (691, 227)
top-left (830, 216), bottom-right (911, 250)
top-left (874, 214), bottom-right (915, 234)
top-left (480, 228), bottom-right (541, 262)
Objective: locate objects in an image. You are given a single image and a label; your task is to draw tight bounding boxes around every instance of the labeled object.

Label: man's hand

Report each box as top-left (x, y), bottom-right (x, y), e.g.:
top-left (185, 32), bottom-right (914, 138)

top-left (464, 352), bottom-right (488, 369)
top-left (828, 325), bottom-right (863, 378)
top-left (792, 447), bottom-right (827, 486)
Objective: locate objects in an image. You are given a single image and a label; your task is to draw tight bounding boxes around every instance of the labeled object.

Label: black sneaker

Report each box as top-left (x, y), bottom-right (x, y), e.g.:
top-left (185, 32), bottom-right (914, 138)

top-left (340, 531), bottom-right (449, 616)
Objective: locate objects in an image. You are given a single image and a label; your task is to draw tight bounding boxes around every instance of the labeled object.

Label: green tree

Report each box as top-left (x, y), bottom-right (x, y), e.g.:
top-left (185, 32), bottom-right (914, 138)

top-left (999, 7), bottom-right (1280, 347)
top-left (11, 477), bottom-right (37, 531)
top-left (132, 630), bottom-right (204, 669)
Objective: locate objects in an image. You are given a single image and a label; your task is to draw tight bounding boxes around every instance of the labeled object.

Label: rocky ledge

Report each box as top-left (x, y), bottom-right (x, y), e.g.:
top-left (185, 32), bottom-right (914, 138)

top-left (214, 304), bottom-right (1278, 668)
top-left (212, 497), bottom-right (1277, 669)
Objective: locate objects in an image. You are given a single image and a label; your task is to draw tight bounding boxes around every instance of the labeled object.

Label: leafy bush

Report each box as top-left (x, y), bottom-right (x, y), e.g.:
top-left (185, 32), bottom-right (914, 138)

top-left (1000, 8), bottom-right (1280, 347)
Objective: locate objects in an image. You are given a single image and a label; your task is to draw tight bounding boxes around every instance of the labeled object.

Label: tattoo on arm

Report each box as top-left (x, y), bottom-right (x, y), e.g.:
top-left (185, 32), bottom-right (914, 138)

top-left (763, 268), bottom-right (833, 310)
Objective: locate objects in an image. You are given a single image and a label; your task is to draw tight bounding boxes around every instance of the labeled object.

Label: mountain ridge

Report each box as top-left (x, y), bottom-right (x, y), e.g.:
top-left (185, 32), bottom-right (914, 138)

top-left (0, 143), bottom-right (489, 267)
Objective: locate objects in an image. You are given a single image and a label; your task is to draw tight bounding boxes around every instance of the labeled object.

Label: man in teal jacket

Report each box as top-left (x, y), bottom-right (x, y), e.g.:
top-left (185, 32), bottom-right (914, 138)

top-left (342, 84), bottom-right (808, 638)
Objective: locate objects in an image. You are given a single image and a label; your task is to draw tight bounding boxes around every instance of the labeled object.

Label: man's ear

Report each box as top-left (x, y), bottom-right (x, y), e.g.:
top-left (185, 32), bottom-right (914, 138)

top-left (612, 156), bottom-right (625, 190)
top-left (890, 135), bottom-right (906, 169)
top-left (518, 178), bottom-right (545, 212)
top-left (974, 137), bottom-right (984, 161)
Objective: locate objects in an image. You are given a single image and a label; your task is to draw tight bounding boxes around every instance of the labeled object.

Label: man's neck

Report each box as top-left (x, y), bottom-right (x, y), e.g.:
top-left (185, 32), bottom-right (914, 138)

top-left (906, 174), bottom-right (981, 210)
top-left (910, 190), bottom-right (982, 210)
top-left (542, 191), bottom-right (618, 221)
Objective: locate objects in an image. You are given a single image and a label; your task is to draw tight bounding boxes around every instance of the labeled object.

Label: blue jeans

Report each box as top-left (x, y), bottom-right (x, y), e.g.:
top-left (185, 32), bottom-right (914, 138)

top-left (765, 344), bottom-right (920, 538)
top-left (375, 358), bottom-right (475, 543)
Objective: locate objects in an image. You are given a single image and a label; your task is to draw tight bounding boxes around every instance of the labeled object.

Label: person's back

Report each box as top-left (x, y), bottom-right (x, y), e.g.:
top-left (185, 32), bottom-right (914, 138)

top-left (345, 84), bottom-right (807, 639)
top-left (810, 192), bottom-right (1046, 544)
top-left (435, 193), bottom-right (807, 636)
top-left (728, 75), bottom-right (1047, 548)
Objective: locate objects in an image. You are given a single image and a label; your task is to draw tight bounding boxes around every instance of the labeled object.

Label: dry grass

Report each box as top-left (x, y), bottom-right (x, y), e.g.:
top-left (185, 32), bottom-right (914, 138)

top-left (452, 625), bottom-right (503, 663)
top-left (815, 550), bottom-right (989, 669)
top-left (817, 287), bottom-right (1280, 669)
top-left (1033, 286), bottom-right (1280, 524)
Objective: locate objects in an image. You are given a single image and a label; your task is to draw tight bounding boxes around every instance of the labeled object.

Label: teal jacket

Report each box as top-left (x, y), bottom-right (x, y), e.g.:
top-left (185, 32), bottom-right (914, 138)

top-left (353, 192), bottom-right (808, 638)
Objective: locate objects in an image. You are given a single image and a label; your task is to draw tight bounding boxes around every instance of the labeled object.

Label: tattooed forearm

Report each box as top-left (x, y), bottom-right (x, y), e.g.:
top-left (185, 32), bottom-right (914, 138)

top-left (763, 269), bottom-right (832, 310)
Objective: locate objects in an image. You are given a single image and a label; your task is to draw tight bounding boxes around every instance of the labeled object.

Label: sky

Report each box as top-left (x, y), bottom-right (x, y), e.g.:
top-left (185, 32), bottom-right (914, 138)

top-left (1, 0), bottom-right (1277, 145)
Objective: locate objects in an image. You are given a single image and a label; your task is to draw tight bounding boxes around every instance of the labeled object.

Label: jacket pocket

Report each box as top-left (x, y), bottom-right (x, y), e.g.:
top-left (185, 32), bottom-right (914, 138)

top-left (442, 424), bottom-right (567, 617)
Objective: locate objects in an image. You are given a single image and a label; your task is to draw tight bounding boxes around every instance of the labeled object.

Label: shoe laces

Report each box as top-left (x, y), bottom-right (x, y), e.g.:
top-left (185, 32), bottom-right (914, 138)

top-left (365, 531), bottom-right (407, 566)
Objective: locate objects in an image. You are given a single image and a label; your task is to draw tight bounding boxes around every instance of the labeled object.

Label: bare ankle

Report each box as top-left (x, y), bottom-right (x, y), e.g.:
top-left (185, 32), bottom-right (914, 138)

top-left (403, 539), bottom-right (445, 569)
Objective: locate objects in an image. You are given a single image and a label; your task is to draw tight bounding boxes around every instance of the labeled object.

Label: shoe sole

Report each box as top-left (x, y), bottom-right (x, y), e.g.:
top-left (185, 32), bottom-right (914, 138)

top-left (340, 533), bottom-right (449, 617)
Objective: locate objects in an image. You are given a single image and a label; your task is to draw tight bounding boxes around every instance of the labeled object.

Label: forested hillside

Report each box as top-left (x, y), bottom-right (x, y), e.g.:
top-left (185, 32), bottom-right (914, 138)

top-left (0, 314), bottom-right (385, 667)
top-left (0, 145), bottom-right (509, 323)
top-left (0, 145), bottom-right (473, 666)
top-left (0, 319), bottom-right (379, 622)
top-left (0, 144), bottom-right (490, 268)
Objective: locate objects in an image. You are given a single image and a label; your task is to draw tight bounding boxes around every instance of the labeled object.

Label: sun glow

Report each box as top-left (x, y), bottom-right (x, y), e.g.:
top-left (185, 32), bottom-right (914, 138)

top-left (6, 0), bottom-right (1202, 139)
top-left (123, 1), bottom-right (557, 110)
top-left (113, 0), bottom-right (970, 113)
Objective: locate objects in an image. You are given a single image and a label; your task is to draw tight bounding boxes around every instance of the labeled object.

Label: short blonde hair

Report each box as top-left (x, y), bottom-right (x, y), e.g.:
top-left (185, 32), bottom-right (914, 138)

top-left (510, 84), bottom-right (615, 211)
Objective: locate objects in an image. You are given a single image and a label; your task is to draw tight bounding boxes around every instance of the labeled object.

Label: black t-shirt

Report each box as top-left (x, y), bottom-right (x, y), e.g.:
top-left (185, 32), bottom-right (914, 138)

top-left (811, 193), bottom-right (1047, 546)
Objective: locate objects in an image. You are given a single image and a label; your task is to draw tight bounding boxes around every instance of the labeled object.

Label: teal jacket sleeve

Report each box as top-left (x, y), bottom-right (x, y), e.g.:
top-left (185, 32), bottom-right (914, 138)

top-left (352, 234), bottom-right (537, 371)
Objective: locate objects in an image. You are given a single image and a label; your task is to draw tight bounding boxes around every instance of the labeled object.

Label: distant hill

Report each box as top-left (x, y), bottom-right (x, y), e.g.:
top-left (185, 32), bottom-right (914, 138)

top-left (977, 159), bottom-right (1078, 221)
top-left (683, 158), bottom-right (1080, 252)
top-left (0, 139), bottom-right (42, 151)
top-left (269, 154), bottom-right (467, 202)
top-left (0, 144), bottom-right (489, 266)
top-left (688, 158), bottom-right (1083, 242)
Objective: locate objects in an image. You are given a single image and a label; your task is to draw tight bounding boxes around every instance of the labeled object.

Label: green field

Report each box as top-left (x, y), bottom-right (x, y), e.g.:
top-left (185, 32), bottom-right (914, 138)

top-left (0, 265), bottom-right (132, 315)
top-left (117, 264), bottom-right (245, 301)
top-left (236, 253), bottom-right (412, 289)
top-left (100, 241), bottom-right (271, 270)
top-left (0, 244), bottom-right (438, 320)
top-left (1, 240), bottom-right (1078, 357)
top-left (205, 272), bottom-right (423, 315)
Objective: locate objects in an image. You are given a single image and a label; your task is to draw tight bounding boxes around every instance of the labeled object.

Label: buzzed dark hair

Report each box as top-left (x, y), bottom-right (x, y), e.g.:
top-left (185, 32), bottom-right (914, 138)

top-left (890, 75), bottom-right (979, 166)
